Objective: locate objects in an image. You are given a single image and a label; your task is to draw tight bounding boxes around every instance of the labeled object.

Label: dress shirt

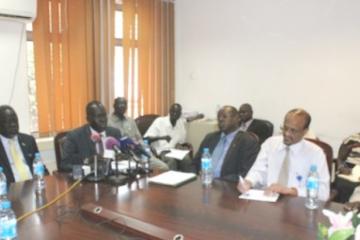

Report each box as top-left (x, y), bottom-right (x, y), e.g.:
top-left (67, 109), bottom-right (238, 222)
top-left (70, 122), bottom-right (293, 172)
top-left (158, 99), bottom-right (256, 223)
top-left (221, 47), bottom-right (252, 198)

top-left (212, 129), bottom-right (239, 177)
top-left (108, 114), bottom-right (142, 143)
top-left (239, 119), bottom-right (253, 131)
top-left (245, 135), bottom-right (330, 201)
top-left (144, 116), bottom-right (186, 154)
top-left (0, 135), bottom-right (32, 181)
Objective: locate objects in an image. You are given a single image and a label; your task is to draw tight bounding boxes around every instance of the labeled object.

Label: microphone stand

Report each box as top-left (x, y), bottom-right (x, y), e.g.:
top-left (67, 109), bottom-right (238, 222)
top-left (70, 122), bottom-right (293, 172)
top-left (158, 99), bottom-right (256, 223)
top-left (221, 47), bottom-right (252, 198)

top-left (107, 153), bottom-right (128, 185)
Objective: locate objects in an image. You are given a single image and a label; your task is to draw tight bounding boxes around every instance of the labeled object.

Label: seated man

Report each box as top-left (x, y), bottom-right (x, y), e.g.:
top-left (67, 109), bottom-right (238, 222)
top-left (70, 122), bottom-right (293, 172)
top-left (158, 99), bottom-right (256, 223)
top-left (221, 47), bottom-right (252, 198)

top-left (108, 97), bottom-right (168, 171)
top-left (238, 103), bottom-right (273, 145)
top-left (237, 108), bottom-right (330, 201)
top-left (144, 103), bottom-right (192, 171)
top-left (193, 106), bottom-right (260, 182)
top-left (0, 105), bottom-right (48, 184)
top-left (62, 101), bottom-right (121, 172)
top-left (333, 133), bottom-right (360, 203)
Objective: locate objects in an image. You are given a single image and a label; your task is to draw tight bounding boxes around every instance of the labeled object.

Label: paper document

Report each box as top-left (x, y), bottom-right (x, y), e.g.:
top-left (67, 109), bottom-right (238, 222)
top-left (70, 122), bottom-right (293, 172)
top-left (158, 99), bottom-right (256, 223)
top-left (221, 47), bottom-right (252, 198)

top-left (148, 171), bottom-right (196, 187)
top-left (165, 149), bottom-right (190, 160)
top-left (239, 189), bottom-right (279, 202)
top-left (338, 165), bottom-right (360, 183)
top-left (346, 157), bottom-right (360, 166)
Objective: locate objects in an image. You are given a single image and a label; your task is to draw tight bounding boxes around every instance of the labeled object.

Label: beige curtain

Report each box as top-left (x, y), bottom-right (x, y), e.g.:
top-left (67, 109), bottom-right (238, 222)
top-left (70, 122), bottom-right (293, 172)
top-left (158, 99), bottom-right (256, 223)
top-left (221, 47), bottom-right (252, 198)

top-left (33, 0), bottom-right (115, 134)
top-left (123, 0), bottom-right (175, 117)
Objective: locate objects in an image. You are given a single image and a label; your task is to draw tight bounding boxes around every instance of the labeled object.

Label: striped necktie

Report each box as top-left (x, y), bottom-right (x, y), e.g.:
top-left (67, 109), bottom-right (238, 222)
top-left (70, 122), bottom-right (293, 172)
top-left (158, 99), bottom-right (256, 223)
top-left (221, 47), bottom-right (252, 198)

top-left (278, 146), bottom-right (290, 186)
top-left (9, 139), bottom-right (30, 181)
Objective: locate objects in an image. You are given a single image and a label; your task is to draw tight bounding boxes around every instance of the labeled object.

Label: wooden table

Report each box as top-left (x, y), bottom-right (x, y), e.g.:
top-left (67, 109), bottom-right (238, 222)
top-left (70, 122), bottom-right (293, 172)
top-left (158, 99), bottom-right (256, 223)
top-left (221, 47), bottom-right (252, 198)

top-left (9, 173), bottom-right (342, 240)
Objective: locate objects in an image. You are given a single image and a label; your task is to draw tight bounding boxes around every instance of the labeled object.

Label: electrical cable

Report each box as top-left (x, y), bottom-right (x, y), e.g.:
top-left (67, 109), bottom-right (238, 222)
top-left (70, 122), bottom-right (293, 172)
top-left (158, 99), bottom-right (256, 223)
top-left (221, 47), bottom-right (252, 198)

top-left (16, 177), bottom-right (83, 222)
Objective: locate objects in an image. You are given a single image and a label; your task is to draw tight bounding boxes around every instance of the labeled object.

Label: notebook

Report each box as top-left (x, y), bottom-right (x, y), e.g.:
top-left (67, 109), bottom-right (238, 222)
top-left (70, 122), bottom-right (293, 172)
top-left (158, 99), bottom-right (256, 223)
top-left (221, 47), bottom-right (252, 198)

top-left (148, 171), bottom-right (197, 187)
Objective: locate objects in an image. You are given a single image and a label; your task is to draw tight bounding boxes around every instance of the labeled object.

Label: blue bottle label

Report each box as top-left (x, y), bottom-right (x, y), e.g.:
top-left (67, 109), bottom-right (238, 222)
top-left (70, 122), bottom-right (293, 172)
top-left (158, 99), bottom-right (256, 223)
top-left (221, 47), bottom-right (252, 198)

top-left (306, 177), bottom-right (319, 189)
top-left (34, 163), bottom-right (45, 176)
top-left (0, 218), bottom-right (17, 239)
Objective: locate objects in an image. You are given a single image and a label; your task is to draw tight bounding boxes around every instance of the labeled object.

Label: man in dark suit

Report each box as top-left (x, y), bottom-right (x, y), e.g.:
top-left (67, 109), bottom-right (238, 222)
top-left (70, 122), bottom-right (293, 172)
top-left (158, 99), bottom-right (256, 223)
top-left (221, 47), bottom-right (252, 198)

top-left (62, 101), bottom-right (122, 172)
top-left (0, 105), bottom-right (45, 184)
top-left (193, 106), bottom-right (260, 182)
top-left (239, 103), bottom-right (273, 145)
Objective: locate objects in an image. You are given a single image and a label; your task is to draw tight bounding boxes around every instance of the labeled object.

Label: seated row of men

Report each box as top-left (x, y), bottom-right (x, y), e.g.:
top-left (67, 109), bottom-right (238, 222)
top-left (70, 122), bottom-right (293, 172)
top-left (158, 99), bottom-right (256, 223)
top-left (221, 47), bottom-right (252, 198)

top-left (0, 100), bottom-right (357, 204)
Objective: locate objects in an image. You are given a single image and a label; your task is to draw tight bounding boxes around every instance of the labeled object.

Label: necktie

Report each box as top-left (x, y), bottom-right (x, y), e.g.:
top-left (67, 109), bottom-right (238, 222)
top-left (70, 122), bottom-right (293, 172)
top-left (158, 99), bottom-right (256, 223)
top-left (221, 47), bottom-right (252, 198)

top-left (9, 140), bottom-right (30, 181)
top-left (212, 136), bottom-right (227, 177)
top-left (98, 136), bottom-right (104, 156)
top-left (278, 146), bottom-right (290, 186)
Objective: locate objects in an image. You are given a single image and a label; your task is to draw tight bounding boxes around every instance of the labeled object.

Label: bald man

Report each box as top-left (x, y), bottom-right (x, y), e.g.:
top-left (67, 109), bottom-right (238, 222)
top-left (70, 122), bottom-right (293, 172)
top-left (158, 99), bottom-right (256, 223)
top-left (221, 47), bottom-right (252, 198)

top-left (238, 108), bottom-right (330, 200)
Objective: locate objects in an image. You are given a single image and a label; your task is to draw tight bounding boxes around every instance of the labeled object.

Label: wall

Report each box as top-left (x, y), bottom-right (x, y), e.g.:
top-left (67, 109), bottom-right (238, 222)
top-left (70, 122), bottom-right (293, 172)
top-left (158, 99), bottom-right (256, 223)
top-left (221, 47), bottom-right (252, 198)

top-left (175, 0), bottom-right (360, 153)
top-left (0, 19), bottom-right (30, 134)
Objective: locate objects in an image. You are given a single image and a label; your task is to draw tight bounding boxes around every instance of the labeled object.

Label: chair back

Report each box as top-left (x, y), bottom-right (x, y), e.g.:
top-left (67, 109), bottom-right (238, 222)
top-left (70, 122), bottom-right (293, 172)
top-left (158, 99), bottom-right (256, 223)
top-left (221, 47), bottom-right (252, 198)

top-left (54, 131), bottom-right (68, 172)
top-left (252, 119), bottom-right (274, 144)
top-left (135, 114), bottom-right (160, 136)
top-left (305, 138), bottom-right (333, 174)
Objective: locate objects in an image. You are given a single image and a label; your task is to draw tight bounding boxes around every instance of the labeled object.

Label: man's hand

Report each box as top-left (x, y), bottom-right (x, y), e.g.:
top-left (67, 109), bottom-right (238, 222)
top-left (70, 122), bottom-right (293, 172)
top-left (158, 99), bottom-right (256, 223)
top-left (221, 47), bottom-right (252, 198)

top-left (237, 179), bottom-right (252, 193)
top-left (265, 183), bottom-right (297, 196)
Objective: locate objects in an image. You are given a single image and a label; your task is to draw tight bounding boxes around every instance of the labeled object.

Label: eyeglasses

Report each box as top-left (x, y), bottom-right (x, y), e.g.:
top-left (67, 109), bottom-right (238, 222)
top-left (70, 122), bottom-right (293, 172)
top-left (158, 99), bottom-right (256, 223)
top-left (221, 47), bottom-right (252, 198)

top-left (280, 125), bottom-right (304, 135)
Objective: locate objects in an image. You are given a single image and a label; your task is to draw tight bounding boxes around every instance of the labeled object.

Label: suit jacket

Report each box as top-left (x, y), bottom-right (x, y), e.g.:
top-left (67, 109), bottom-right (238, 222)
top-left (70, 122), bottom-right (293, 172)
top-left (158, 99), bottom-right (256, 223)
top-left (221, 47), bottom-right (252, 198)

top-left (62, 124), bottom-right (122, 172)
top-left (193, 130), bottom-right (260, 182)
top-left (0, 133), bottom-right (39, 184)
top-left (247, 119), bottom-right (273, 145)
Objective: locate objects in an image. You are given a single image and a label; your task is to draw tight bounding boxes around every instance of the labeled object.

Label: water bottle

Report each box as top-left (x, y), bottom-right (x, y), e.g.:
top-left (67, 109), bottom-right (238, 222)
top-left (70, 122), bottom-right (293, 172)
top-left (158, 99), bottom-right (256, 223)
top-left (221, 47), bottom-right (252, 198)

top-left (201, 148), bottom-right (212, 187)
top-left (305, 164), bottom-right (319, 209)
top-left (33, 153), bottom-right (45, 194)
top-left (0, 200), bottom-right (17, 240)
top-left (141, 140), bottom-right (151, 173)
top-left (0, 167), bottom-right (8, 203)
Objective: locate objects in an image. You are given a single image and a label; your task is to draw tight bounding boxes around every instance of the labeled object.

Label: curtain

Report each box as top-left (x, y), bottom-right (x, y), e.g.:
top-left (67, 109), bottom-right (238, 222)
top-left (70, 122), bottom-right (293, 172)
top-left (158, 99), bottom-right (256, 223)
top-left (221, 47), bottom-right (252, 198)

top-left (33, 0), bottom-right (115, 134)
top-left (123, 0), bottom-right (175, 117)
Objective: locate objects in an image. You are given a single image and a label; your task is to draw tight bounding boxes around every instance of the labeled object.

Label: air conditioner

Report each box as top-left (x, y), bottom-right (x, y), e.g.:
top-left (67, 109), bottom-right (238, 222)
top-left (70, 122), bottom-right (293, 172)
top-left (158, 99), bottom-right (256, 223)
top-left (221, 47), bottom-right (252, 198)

top-left (0, 0), bottom-right (37, 22)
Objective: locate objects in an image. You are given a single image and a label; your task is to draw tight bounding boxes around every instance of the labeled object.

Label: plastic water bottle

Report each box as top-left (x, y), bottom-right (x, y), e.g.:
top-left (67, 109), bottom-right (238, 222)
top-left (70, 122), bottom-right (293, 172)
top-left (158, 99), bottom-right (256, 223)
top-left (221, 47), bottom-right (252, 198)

top-left (142, 140), bottom-right (151, 173)
top-left (0, 200), bottom-right (17, 240)
top-left (305, 164), bottom-right (319, 209)
top-left (201, 148), bottom-right (212, 187)
top-left (33, 153), bottom-right (45, 194)
top-left (0, 167), bottom-right (8, 203)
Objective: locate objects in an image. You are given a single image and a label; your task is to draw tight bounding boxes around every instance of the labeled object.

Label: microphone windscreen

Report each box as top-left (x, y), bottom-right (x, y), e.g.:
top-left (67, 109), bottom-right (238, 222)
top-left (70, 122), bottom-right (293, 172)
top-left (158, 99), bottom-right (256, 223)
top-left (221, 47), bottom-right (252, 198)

top-left (91, 132), bottom-right (101, 143)
top-left (105, 136), bottom-right (120, 150)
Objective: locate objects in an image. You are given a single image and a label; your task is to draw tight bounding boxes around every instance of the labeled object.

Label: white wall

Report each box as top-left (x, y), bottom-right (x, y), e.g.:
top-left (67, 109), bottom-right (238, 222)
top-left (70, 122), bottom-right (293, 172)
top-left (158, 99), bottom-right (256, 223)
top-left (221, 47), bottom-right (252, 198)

top-left (175, 0), bottom-right (360, 153)
top-left (0, 19), bottom-right (30, 133)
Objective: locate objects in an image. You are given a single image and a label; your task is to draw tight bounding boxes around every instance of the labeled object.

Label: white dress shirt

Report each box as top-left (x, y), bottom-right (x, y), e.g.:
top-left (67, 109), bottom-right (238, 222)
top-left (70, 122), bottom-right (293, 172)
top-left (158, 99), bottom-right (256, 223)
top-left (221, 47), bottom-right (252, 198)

top-left (144, 116), bottom-right (186, 154)
top-left (239, 119), bottom-right (253, 131)
top-left (245, 135), bottom-right (330, 201)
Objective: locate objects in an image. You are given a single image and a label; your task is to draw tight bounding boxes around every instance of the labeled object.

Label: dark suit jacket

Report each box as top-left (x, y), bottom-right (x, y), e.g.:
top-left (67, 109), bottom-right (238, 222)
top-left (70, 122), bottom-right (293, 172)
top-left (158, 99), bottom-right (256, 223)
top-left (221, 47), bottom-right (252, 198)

top-left (61, 124), bottom-right (122, 172)
top-left (193, 130), bottom-right (260, 182)
top-left (0, 133), bottom-right (39, 184)
top-left (247, 119), bottom-right (273, 145)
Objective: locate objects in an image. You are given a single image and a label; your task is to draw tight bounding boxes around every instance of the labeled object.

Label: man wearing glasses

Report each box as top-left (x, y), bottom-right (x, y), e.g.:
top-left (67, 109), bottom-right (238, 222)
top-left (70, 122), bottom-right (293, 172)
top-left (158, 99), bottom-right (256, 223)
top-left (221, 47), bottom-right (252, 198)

top-left (237, 108), bottom-right (330, 201)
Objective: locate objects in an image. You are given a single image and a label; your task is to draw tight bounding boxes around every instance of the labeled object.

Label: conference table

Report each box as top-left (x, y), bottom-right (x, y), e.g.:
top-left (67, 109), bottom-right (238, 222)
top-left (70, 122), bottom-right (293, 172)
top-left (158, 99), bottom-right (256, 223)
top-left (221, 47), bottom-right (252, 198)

top-left (9, 173), bottom-right (342, 240)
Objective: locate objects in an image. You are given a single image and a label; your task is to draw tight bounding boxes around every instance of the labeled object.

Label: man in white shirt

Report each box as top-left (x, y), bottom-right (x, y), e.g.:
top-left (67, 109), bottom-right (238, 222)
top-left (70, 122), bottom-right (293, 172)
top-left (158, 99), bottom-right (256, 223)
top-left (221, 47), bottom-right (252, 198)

top-left (144, 103), bottom-right (191, 171)
top-left (237, 108), bottom-right (330, 201)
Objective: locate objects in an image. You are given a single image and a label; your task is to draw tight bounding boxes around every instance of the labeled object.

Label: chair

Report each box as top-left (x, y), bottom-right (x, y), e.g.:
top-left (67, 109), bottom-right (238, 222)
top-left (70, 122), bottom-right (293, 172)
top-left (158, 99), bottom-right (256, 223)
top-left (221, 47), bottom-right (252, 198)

top-left (248, 119), bottom-right (274, 144)
top-left (135, 114), bottom-right (160, 136)
top-left (305, 138), bottom-right (337, 200)
top-left (54, 131), bottom-right (68, 172)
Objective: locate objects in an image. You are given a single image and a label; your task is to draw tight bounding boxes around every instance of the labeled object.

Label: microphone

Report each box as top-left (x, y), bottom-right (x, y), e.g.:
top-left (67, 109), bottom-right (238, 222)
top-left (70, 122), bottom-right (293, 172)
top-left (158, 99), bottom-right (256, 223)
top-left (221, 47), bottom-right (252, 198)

top-left (105, 137), bottom-right (121, 154)
top-left (90, 132), bottom-right (101, 143)
top-left (119, 137), bottom-right (151, 159)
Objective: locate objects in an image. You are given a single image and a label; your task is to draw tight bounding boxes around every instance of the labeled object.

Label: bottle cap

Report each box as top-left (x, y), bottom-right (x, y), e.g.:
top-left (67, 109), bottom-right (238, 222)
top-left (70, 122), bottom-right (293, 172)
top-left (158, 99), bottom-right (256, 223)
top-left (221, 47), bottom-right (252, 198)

top-left (0, 166), bottom-right (3, 173)
top-left (1, 200), bottom-right (11, 209)
top-left (143, 139), bottom-right (149, 145)
top-left (203, 148), bottom-right (209, 153)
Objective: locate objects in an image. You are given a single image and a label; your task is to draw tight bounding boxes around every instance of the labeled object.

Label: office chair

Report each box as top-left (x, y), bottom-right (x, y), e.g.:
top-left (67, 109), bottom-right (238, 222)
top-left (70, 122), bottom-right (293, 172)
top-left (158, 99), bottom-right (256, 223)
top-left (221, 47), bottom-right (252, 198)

top-left (54, 131), bottom-right (68, 172)
top-left (135, 114), bottom-right (160, 136)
